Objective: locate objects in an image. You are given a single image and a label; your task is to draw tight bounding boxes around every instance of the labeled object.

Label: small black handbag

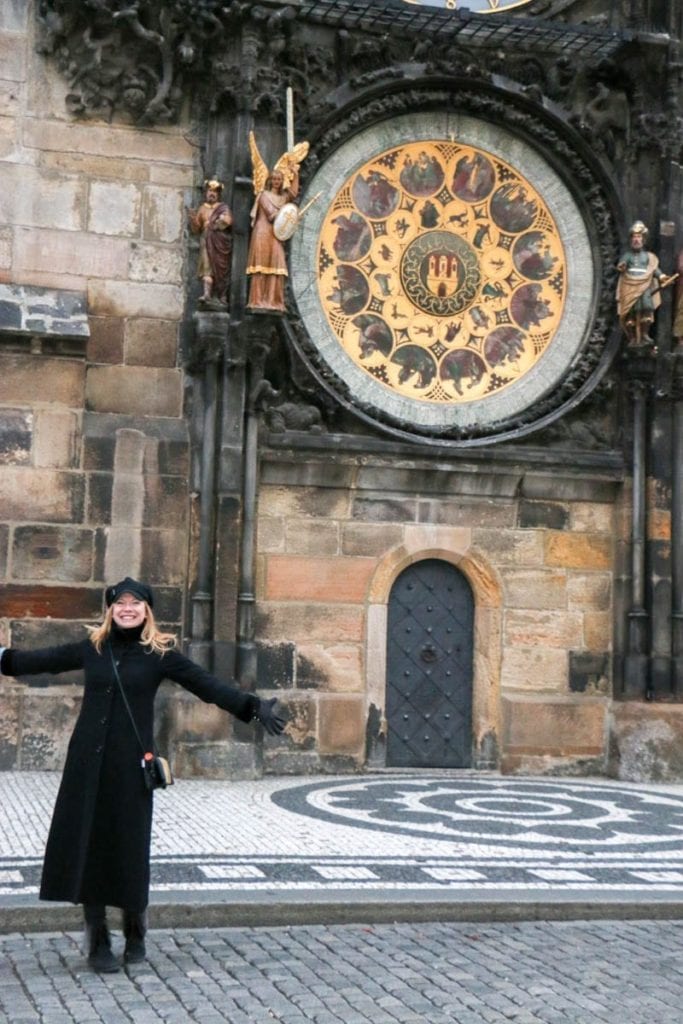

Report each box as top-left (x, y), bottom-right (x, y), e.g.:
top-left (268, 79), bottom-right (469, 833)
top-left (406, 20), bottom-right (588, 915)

top-left (108, 644), bottom-right (174, 791)
top-left (141, 752), bottom-right (174, 791)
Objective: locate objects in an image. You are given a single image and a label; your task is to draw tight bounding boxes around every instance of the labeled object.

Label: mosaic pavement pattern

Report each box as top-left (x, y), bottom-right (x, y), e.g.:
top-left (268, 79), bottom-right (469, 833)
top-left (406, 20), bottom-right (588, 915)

top-left (2, 773), bottom-right (683, 900)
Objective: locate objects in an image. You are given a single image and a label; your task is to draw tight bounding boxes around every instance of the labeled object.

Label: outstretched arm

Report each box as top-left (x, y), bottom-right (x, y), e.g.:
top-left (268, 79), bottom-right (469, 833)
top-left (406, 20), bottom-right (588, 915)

top-left (161, 649), bottom-right (286, 733)
top-left (0, 642), bottom-right (86, 677)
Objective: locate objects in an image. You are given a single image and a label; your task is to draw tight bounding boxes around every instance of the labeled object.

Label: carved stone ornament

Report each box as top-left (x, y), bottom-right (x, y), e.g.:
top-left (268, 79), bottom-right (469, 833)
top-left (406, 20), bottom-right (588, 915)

top-left (288, 85), bottom-right (622, 446)
top-left (36, 0), bottom-right (644, 137)
top-left (35, 0), bottom-right (295, 124)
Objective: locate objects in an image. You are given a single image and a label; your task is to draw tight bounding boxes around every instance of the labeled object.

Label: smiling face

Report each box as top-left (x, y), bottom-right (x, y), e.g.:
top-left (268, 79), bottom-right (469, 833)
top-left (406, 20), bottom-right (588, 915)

top-left (111, 593), bottom-right (147, 630)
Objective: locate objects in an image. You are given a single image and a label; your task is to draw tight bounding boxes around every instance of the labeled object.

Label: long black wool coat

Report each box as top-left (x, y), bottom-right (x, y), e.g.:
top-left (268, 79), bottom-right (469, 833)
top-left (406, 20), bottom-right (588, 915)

top-left (3, 628), bottom-right (259, 912)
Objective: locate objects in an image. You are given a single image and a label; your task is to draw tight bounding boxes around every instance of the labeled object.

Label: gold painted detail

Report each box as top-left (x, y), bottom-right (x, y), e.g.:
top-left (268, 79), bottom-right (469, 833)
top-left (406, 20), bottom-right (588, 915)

top-left (317, 141), bottom-right (566, 404)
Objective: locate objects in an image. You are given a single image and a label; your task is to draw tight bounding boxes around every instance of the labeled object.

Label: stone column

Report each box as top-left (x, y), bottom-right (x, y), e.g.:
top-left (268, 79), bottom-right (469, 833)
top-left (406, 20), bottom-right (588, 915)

top-left (104, 428), bottom-right (146, 582)
top-left (236, 316), bottom-right (278, 690)
top-left (187, 311), bottom-right (229, 668)
top-left (211, 320), bottom-right (249, 679)
top-left (671, 353), bottom-right (683, 692)
top-left (622, 356), bottom-right (655, 698)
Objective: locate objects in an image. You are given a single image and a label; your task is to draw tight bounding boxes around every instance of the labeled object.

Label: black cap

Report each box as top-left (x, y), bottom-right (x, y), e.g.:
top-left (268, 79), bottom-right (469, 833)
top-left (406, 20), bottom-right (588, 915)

top-left (105, 577), bottom-right (154, 609)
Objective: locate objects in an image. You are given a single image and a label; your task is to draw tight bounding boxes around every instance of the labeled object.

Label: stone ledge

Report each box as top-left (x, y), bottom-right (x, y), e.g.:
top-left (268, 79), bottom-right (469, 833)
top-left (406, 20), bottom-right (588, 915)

top-left (0, 284), bottom-right (89, 341)
top-left (83, 410), bottom-right (189, 441)
top-left (261, 448), bottom-right (624, 500)
top-left (502, 694), bottom-right (608, 758)
top-left (610, 703), bottom-right (683, 782)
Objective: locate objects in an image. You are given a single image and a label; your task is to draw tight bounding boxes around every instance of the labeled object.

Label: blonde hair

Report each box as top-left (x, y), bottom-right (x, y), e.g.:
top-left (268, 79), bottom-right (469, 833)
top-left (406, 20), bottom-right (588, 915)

top-left (88, 602), bottom-right (177, 655)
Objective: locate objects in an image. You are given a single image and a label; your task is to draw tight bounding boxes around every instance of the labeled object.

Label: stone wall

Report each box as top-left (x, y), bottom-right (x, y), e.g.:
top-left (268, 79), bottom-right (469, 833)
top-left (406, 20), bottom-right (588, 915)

top-left (0, 2), bottom-right (665, 782)
top-left (0, 1), bottom-right (201, 769)
top-left (254, 448), bottom-right (617, 775)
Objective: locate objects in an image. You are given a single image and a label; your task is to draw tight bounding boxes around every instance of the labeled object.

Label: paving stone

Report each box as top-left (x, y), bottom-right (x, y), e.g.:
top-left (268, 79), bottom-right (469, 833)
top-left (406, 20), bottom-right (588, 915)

top-left (1, 774), bottom-right (683, 1020)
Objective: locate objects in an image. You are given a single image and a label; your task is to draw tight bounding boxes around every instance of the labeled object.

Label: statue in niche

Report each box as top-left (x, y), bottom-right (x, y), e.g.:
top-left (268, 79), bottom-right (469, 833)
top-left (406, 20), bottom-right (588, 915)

top-left (616, 221), bottom-right (675, 347)
top-left (246, 132), bottom-right (309, 313)
top-left (675, 250), bottom-right (683, 342)
top-left (188, 179), bottom-right (233, 310)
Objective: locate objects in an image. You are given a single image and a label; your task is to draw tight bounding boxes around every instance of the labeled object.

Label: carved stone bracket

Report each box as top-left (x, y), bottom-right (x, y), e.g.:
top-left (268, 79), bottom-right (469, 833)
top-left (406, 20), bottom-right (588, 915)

top-left (186, 310), bottom-right (229, 374)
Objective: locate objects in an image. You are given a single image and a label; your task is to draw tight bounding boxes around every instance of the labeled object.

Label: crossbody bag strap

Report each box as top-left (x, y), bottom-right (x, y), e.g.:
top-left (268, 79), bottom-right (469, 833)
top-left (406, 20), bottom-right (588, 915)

top-left (108, 642), bottom-right (147, 755)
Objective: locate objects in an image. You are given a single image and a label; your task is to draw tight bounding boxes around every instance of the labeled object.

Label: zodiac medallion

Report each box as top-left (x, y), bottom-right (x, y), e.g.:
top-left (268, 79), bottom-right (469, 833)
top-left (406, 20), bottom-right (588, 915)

top-left (316, 140), bottom-right (566, 405)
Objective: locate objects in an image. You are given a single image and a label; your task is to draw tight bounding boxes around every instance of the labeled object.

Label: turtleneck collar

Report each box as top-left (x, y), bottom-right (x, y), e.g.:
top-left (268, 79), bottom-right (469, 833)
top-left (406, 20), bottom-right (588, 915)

top-left (111, 622), bottom-right (145, 645)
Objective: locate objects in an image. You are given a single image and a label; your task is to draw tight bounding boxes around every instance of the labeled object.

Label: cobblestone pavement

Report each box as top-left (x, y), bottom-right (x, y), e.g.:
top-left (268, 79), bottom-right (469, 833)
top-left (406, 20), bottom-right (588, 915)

top-left (1, 919), bottom-right (682, 1024)
top-left (3, 772), bottom-right (683, 913)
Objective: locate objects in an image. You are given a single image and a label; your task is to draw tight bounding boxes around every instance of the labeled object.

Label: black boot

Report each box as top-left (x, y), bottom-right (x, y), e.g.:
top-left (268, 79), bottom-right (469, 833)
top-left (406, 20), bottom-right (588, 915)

top-left (123, 909), bottom-right (147, 964)
top-left (84, 905), bottom-right (119, 973)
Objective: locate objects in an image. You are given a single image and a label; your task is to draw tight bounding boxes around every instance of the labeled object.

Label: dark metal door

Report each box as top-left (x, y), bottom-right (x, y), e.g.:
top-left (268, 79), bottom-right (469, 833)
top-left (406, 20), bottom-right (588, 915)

top-left (386, 559), bottom-right (474, 768)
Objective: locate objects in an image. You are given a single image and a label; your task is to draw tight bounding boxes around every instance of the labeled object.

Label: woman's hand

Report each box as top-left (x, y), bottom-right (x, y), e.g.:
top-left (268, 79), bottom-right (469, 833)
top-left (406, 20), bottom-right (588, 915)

top-left (255, 697), bottom-right (287, 736)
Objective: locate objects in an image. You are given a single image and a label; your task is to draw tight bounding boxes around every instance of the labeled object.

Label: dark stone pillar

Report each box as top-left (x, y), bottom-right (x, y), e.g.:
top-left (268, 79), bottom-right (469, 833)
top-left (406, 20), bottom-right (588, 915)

top-left (186, 311), bottom-right (229, 669)
top-left (671, 353), bottom-right (683, 693)
top-left (212, 322), bottom-right (250, 679)
top-left (236, 314), bottom-right (279, 691)
top-left (623, 357), bottom-right (655, 698)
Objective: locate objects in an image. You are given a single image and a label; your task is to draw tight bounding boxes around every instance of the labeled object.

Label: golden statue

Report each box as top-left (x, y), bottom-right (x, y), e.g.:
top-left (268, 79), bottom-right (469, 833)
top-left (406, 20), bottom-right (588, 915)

top-left (246, 132), bottom-right (309, 312)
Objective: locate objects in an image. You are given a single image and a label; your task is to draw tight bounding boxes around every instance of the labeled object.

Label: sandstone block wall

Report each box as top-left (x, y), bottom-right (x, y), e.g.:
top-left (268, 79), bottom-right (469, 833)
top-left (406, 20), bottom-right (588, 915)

top-left (255, 451), bottom-right (616, 775)
top-left (0, 3), bottom-right (200, 770)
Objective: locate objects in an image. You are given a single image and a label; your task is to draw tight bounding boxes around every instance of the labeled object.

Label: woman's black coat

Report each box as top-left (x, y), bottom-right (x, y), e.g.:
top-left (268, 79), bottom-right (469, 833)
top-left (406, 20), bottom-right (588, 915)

top-left (3, 631), bottom-right (259, 912)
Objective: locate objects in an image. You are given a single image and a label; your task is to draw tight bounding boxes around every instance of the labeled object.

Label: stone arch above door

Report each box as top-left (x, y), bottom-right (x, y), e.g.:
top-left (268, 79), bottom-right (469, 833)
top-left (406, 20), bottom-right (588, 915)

top-left (366, 530), bottom-right (502, 770)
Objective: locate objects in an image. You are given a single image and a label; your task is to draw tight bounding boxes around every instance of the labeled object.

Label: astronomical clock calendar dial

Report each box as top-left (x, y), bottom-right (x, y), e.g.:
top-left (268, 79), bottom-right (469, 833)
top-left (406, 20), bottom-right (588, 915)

top-left (317, 140), bottom-right (564, 406)
top-left (290, 113), bottom-right (595, 442)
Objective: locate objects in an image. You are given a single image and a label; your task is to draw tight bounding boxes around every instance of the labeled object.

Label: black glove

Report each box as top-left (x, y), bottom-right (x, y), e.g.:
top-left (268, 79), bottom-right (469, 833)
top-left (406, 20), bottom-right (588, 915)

top-left (255, 697), bottom-right (287, 736)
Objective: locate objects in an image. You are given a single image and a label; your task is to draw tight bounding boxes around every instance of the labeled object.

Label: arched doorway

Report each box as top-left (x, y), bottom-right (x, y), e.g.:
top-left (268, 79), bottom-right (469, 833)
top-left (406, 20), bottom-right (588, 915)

top-left (386, 558), bottom-right (474, 768)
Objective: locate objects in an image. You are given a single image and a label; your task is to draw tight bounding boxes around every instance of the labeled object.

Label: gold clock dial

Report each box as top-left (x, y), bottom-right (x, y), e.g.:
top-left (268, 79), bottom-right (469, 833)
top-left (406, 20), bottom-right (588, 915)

top-left (317, 140), bottom-right (565, 405)
top-left (290, 111), bottom-right (594, 437)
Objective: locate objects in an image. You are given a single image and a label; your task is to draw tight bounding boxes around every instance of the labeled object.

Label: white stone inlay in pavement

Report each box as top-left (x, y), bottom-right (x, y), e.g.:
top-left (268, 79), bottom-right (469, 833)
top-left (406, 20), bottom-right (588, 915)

top-left (199, 864), bottom-right (266, 879)
top-left (311, 866), bottom-right (379, 880)
top-left (0, 871), bottom-right (23, 883)
top-left (421, 868), bottom-right (487, 881)
top-left (527, 869), bottom-right (596, 882)
top-left (630, 871), bottom-right (683, 882)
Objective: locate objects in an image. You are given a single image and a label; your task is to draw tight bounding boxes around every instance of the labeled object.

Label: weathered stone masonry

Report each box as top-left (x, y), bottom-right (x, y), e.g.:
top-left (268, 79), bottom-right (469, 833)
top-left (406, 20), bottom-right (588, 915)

top-left (2, 0), bottom-right (683, 781)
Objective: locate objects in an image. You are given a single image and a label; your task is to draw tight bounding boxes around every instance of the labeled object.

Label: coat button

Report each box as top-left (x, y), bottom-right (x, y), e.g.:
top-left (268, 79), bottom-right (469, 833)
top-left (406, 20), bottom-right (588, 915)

top-left (100, 717), bottom-right (107, 725)
top-left (95, 745), bottom-right (103, 753)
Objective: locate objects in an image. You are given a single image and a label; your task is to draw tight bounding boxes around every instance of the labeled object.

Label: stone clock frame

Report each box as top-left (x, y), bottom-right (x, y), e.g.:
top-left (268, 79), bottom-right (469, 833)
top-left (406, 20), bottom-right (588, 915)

top-left (287, 79), bottom-right (623, 446)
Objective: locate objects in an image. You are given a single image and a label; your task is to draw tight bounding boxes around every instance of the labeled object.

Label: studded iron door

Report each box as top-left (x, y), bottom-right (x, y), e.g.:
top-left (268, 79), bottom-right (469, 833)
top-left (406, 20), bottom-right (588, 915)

top-left (386, 559), bottom-right (474, 768)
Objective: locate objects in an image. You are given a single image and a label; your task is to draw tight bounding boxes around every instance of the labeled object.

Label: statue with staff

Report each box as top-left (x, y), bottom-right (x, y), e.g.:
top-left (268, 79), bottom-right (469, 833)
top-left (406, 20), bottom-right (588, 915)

top-left (674, 248), bottom-right (683, 342)
top-left (247, 87), bottom-right (318, 312)
top-left (187, 178), bottom-right (233, 310)
top-left (616, 220), bottom-right (677, 347)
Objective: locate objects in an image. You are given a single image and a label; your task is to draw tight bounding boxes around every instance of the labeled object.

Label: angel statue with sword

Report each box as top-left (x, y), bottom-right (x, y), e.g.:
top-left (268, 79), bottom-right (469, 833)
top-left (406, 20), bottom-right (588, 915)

top-left (246, 132), bottom-right (310, 312)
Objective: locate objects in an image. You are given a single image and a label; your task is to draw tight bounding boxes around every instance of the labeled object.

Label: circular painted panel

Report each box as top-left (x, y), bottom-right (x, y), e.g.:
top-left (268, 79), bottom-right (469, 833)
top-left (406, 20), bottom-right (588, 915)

top-left (316, 141), bottom-right (566, 405)
top-left (290, 113), bottom-right (594, 435)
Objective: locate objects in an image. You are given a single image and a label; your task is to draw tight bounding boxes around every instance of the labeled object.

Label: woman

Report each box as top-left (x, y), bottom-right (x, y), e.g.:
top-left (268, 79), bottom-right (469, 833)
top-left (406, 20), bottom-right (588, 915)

top-left (0, 577), bottom-right (285, 973)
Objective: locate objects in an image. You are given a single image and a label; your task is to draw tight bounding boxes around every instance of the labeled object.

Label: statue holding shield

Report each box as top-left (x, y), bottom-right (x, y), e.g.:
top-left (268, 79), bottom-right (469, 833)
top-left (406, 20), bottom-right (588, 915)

top-left (246, 132), bottom-right (309, 312)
